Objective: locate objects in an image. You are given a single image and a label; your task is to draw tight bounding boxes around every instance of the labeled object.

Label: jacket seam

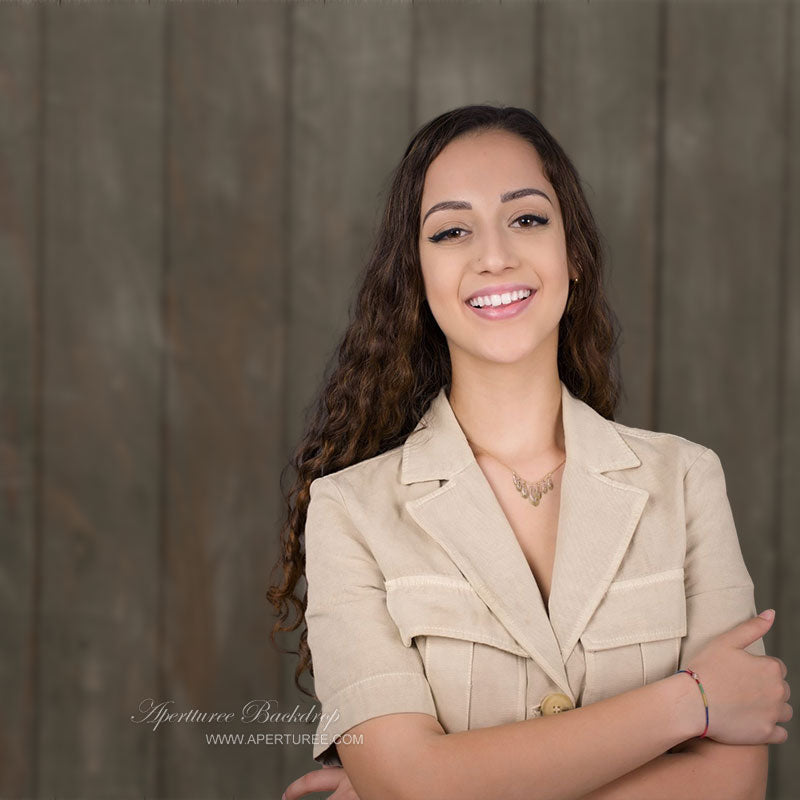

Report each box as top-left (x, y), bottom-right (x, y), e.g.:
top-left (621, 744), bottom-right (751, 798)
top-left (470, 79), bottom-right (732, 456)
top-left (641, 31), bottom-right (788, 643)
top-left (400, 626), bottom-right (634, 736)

top-left (583, 627), bottom-right (685, 648)
top-left (385, 575), bottom-right (473, 591)
top-left (328, 670), bottom-right (431, 699)
top-left (326, 476), bottom-right (378, 557)
top-left (683, 445), bottom-right (712, 482)
top-left (685, 583), bottom-right (754, 600)
top-left (399, 626), bottom-right (525, 653)
top-left (606, 568), bottom-right (685, 592)
top-left (329, 475), bottom-right (353, 517)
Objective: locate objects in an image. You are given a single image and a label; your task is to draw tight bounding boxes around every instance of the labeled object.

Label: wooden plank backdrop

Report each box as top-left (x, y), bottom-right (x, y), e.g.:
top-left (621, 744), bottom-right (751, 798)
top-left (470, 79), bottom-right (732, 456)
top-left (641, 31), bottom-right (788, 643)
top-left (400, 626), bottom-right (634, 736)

top-left (0, 4), bottom-right (40, 797)
top-left (163, 4), bottom-right (288, 798)
top-left (778, 2), bottom-right (799, 798)
top-left (0, 1), bottom-right (796, 798)
top-left (38, 5), bottom-right (164, 798)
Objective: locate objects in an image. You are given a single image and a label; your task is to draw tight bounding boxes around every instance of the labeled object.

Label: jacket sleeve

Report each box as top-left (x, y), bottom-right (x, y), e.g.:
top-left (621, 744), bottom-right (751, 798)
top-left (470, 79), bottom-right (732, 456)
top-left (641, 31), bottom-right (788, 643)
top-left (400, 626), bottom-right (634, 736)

top-left (678, 446), bottom-right (766, 672)
top-left (304, 475), bottom-right (437, 767)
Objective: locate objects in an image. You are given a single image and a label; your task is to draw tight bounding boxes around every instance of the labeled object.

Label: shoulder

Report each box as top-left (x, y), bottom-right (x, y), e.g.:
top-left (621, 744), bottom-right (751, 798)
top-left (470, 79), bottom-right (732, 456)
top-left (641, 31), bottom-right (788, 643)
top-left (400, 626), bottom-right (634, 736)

top-left (608, 418), bottom-right (711, 477)
top-left (309, 442), bottom-right (407, 505)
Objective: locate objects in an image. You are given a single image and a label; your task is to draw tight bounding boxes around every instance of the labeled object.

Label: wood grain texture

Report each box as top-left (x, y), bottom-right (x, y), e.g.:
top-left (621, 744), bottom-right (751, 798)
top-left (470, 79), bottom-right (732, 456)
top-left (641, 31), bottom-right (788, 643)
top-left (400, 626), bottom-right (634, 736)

top-left (162, 3), bottom-right (288, 797)
top-left (776, 1), bottom-right (798, 795)
top-left (414, 0), bottom-right (535, 123)
top-left (287, 1), bottom-right (415, 447)
top-left (38, 3), bottom-right (164, 797)
top-left (0, 4), bottom-right (40, 798)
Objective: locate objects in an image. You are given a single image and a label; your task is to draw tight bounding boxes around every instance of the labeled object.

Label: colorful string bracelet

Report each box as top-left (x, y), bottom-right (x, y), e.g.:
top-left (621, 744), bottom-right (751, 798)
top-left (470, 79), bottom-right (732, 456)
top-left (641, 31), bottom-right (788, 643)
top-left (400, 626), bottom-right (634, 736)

top-left (675, 667), bottom-right (709, 738)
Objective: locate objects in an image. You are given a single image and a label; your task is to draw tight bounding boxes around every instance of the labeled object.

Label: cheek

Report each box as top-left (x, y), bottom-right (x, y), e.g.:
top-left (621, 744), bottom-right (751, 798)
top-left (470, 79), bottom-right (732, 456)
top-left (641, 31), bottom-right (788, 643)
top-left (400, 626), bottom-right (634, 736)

top-left (426, 291), bottom-right (459, 336)
top-left (420, 262), bottom-right (459, 316)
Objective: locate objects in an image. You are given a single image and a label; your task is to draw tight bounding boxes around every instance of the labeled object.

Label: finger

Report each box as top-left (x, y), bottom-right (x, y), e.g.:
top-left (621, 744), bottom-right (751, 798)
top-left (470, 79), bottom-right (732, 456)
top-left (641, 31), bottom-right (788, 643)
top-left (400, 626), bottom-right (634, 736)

top-left (284, 767), bottom-right (347, 800)
top-left (766, 725), bottom-right (789, 745)
top-left (727, 611), bottom-right (775, 650)
top-left (330, 784), bottom-right (360, 800)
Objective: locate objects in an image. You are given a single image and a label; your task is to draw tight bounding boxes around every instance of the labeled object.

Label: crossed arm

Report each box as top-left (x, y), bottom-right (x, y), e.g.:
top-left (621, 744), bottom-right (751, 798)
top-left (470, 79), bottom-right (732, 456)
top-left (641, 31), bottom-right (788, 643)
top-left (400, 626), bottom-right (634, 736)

top-left (330, 674), bottom-right (769, 800)
top-left (577, 739), bottom-right (768, 800)
top-left (284, 728), bottom-right (768, 800)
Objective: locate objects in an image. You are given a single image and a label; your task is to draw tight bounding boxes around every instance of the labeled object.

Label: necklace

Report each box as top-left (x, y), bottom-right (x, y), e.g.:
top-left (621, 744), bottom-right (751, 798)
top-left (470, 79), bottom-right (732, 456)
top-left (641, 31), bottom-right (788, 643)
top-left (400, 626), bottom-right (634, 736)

top-left (467, 439), bottom-right (566, 508)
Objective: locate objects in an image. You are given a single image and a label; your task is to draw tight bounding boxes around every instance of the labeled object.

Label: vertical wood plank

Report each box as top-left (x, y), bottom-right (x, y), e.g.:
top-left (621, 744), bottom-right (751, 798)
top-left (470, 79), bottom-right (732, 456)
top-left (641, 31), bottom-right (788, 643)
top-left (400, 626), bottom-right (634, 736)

top-left (286, 2), bottom-right (415, 781)
top-left (38, 4), bottom-right (164, 797)
top-left (287, 1), bottom-right (415, 444)
top-left (163, 5), bottom-right (289, 797)
top-left (776, 1), bottom-right (799, 795)
top-left (540, 0), bottom-right (661, 426)
top-left (0, 5), bottom-right (41, 798)
top-left (415, 1), bottom-right (536, 125)
top-left (659, 0), bottom-right (784, 737)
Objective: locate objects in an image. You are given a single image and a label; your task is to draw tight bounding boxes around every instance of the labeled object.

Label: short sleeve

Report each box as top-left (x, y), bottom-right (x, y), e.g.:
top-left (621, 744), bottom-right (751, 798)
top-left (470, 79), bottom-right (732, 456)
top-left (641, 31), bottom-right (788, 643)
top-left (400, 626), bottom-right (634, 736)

top-left (678, 447), bottom-right (766, 671)
top-left (304, 476), bottom-right (437, 767)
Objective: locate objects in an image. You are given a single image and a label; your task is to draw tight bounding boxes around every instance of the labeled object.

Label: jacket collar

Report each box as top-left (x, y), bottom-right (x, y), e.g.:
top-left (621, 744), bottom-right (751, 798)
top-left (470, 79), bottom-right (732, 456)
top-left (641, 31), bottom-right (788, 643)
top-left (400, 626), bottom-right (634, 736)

top-left (400, 380), bottom-right (649, 701)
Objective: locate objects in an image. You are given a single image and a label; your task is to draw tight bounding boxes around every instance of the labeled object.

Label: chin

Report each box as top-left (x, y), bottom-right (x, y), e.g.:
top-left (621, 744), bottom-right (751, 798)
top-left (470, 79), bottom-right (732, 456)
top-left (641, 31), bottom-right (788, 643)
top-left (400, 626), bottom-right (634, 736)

top-left (448, 328), bottom-right (549, 366)
top-left (474, 344), bottom-right (540, 365)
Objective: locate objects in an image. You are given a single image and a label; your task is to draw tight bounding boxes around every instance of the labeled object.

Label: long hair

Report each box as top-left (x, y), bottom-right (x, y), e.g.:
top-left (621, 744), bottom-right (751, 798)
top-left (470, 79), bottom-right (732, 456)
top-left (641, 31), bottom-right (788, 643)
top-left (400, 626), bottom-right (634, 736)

top-left (267, 104), bottom-right (622, 697)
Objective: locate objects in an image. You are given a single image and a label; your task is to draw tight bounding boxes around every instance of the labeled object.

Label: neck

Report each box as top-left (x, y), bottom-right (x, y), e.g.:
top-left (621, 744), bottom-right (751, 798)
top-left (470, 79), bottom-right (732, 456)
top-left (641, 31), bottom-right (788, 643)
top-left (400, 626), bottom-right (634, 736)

top-left (447, 368), bottom-right (566, 474)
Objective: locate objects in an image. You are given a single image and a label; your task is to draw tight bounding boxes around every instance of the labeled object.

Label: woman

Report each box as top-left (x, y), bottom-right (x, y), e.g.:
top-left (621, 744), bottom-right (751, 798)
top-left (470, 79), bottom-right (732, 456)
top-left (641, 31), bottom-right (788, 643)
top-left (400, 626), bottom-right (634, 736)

top-left (270, 105), bottom-right (791, 800)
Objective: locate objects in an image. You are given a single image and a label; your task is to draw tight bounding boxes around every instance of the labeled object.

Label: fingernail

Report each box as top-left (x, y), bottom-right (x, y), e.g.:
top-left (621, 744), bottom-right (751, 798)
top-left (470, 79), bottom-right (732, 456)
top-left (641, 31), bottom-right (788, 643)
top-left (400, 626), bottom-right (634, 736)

top-left (759, 609), bottom-right (775, 620)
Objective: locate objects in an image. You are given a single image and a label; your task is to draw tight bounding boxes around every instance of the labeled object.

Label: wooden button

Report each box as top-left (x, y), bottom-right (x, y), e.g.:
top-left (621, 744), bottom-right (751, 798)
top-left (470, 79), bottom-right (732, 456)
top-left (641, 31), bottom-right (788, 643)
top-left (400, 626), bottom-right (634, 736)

top-left (540, 692), bottom-right (574, 715)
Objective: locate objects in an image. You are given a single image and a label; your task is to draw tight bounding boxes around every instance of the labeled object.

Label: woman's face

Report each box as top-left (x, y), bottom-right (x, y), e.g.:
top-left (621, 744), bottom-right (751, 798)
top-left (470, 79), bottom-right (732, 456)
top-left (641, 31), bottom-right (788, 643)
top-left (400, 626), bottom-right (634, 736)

top-left (418, 129), bottom-right (574, 369)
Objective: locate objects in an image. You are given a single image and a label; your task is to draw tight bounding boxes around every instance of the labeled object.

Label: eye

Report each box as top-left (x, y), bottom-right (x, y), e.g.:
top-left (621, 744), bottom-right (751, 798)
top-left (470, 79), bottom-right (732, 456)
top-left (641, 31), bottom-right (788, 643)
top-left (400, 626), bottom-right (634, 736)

top-left (426, 213), bottom-right (550, 244)
top-left (427, 226), bottom-right (467, 244)
top-left (512, 212), bottom-right (549, 228)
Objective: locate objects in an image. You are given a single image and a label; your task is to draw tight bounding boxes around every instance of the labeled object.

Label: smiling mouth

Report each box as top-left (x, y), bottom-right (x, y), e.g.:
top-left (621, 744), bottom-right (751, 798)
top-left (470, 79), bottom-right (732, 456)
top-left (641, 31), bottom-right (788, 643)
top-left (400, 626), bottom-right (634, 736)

top-left (467, 288), bottom-right (533, 309)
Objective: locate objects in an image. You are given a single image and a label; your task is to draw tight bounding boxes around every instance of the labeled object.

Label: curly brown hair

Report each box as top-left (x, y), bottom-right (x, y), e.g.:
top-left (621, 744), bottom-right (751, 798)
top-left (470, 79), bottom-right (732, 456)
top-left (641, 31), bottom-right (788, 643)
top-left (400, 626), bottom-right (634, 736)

top-left (267, 103), bottom-right (623, 698)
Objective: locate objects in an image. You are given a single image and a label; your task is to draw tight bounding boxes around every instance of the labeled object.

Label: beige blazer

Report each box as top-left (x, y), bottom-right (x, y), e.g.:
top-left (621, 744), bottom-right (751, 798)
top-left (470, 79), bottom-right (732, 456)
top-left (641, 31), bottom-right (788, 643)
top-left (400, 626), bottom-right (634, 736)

top-left (304, 380), bottom-right (765, 767)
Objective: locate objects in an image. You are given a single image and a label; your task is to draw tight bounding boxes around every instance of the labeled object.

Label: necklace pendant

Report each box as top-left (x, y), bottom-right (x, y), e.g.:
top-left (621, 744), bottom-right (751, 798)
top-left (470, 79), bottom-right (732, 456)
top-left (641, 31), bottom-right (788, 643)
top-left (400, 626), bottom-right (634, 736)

top-left (508, 463), bottom-right (563, 509)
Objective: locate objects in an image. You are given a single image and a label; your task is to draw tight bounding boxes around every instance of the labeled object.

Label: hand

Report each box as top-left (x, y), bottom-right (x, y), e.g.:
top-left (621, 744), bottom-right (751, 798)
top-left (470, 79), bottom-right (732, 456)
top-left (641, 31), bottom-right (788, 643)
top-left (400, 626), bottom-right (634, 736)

top-left (685, 610), bottom-right (792, 745)
top-left (283, 765), bottom-right (361, 800)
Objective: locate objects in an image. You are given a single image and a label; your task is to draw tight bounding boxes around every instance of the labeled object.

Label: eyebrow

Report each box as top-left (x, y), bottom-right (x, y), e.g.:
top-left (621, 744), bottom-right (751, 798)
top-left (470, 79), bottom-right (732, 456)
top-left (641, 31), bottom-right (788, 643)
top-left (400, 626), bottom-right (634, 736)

top-left (421, 187), bottom-right (553, 225)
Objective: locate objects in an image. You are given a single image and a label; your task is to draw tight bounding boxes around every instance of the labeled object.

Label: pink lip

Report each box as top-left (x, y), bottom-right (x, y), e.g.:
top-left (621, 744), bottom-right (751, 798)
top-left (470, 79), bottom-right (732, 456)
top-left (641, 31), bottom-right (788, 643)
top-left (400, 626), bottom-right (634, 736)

top-left (465, 282), bottom-right (534, 302)
top-left (466, 289), bottom-right (536, 320)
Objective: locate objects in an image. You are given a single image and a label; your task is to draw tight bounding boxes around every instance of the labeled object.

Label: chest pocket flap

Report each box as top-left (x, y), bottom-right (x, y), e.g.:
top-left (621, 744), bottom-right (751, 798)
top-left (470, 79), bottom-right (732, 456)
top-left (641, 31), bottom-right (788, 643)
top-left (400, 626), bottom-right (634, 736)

top-left (385, 575), bottom-right (528, 657)
top-left (581, 567), bottom-right (687, 650)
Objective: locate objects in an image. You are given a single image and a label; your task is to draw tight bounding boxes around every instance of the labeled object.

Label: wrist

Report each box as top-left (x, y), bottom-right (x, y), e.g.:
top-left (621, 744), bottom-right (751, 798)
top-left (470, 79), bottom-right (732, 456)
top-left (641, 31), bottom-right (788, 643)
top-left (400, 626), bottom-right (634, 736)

top-left (659, 671), bottom-right (708, 743)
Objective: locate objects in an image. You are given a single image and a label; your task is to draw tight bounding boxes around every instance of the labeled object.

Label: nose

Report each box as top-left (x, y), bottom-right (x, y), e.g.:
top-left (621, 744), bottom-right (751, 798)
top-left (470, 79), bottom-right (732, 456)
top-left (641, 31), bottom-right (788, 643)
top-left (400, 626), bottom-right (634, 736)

top-left (474, 224), bottom-right (520, 273)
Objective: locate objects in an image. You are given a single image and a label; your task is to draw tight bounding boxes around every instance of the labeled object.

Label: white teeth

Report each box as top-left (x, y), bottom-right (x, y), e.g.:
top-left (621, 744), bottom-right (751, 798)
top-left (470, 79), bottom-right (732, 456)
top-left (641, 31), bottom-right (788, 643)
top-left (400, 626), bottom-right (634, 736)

top-left (468, 288), bottom-right (532, 308)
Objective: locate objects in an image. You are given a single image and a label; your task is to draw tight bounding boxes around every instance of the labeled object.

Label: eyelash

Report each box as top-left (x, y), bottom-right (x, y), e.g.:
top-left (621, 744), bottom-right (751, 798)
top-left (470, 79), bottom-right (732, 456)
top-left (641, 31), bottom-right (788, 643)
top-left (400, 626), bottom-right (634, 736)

top-left (426, 213), bottom-right (550, 244)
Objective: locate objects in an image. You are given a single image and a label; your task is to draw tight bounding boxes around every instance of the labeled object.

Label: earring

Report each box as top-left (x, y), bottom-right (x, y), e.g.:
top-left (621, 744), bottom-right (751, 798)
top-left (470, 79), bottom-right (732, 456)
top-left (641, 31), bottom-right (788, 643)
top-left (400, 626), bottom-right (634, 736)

top-left (566, 276), bottom-right (579, 312)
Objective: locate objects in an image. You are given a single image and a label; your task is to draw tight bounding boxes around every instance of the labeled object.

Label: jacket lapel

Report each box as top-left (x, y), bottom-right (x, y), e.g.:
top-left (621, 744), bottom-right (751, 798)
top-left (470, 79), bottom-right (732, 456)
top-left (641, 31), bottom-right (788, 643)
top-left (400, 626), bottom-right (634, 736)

top-left (401, 380), bottom-right (649, 699)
